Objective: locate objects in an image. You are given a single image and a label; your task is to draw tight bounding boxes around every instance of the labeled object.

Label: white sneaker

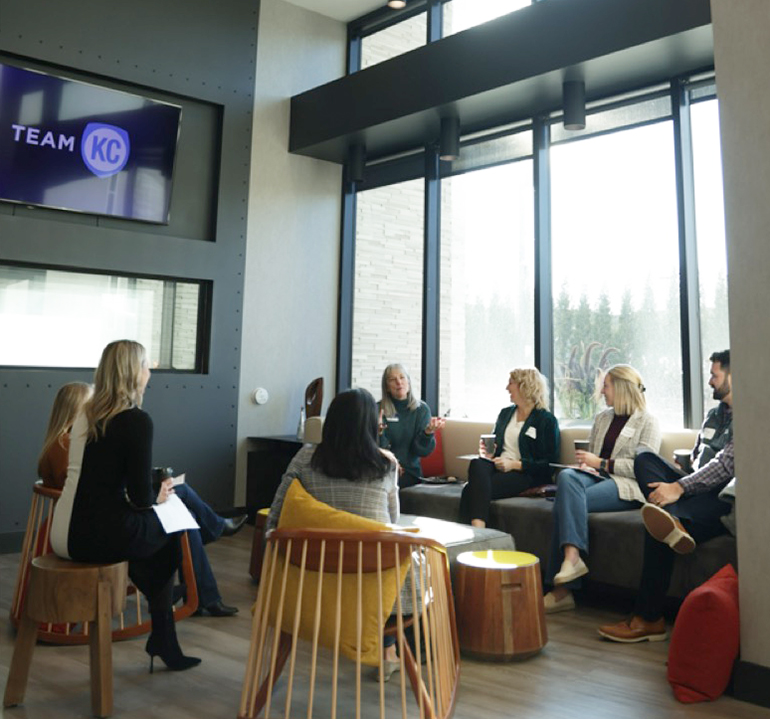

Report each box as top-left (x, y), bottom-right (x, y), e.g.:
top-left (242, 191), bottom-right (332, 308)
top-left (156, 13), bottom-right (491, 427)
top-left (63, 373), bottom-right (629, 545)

top-left (554, 557), bottom-right (588, 585)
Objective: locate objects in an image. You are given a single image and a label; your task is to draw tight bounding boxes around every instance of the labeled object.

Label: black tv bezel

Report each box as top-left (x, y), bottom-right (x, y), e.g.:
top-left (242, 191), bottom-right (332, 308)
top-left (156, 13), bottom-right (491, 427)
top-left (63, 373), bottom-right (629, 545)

top-left (0, 58), bottom-right (183, 225)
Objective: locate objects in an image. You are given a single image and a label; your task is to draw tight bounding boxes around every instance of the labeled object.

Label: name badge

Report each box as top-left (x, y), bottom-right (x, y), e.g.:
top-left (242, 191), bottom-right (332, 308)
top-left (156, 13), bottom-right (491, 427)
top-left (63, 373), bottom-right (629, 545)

top-left (525, 426), bottom-right (537, 440)
top-left (702, 427), bottom-right (716, 440)
top-left (619, 425), bottom-right (636, 438)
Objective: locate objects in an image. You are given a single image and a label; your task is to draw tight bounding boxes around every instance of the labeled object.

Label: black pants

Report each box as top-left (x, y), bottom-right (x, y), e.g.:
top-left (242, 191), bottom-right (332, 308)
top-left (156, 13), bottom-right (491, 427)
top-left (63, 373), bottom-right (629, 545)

top-left (126, 532), bottom-right (182, 608)
top-left (459, 458), bottom-right (536, 524)
top-left (632, 450), bottom-right (730, 620)
top-left (399, 471), bottom-right (421, 489)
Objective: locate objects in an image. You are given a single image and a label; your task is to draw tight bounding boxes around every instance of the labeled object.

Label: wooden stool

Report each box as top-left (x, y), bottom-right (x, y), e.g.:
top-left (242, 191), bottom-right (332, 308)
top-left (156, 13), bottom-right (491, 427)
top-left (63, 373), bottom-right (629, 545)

top-left (454, 549), bottom-right (547, 660)
top-left (4, 555), bottom-right (128, 717)
top-left (10, 483), bottom-right (198, 643)
top-left (248, 508), bottom-right (270, 581)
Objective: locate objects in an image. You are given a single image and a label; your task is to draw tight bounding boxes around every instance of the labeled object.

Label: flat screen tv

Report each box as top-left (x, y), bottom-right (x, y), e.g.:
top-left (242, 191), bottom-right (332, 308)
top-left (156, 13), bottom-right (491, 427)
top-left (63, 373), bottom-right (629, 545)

top-left (0, 61), bottom-right (181, 224)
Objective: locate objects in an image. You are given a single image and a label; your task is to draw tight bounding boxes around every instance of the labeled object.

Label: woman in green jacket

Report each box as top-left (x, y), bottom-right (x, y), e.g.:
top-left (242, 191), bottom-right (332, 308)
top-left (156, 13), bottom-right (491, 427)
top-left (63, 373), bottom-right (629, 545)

top-left (378, 363), bottom-right (444, 489)
top-left (459, 368), bottom-right (560, 527)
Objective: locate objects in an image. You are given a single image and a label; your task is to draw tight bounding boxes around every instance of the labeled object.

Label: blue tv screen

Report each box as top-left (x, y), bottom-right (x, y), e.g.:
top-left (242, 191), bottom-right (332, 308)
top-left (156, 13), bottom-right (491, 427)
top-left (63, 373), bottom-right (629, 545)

top-left (0, 61), bottom-right (181, 224)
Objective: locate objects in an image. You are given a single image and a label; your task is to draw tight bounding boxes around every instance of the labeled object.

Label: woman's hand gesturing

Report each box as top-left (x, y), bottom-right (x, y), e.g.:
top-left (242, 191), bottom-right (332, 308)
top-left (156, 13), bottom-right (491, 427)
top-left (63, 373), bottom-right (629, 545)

top-left (424, 416), bottom-right (445, 435)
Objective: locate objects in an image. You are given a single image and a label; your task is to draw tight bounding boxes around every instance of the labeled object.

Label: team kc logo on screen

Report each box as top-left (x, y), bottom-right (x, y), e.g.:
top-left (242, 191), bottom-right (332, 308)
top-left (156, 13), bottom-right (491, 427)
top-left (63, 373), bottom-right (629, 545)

top-left (10, 121), bottom-right (131, 179)
top-left (80, 123), bottom-right (131, 178)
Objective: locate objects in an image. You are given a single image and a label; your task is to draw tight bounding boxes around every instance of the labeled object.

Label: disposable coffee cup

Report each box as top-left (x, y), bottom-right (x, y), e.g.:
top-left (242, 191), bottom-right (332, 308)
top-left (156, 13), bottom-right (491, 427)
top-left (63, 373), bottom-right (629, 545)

top-left (480, 434), bottom-right (496, 456)
top-left (673, 449), bottom-right (692, 473)
top-left (574, 439), bottom-right (590, 459)
top-left (151, 466), bottom-right (174, 493)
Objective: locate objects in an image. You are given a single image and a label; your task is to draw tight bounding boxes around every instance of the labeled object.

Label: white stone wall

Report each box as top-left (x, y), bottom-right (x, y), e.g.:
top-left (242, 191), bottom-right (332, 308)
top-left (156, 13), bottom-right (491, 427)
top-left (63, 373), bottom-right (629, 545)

top-left (361, 12), bottom-right (426, 69)
top-left (172, 284), bottom-right (199, 369)
top-left (352, 180), bottom-right (425, 399)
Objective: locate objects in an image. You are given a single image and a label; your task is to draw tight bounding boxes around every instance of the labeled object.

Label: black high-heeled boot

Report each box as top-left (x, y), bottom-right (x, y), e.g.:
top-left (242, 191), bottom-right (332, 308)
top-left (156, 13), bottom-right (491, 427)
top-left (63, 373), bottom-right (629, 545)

top-left (146, 609), bottom-right (202, 673)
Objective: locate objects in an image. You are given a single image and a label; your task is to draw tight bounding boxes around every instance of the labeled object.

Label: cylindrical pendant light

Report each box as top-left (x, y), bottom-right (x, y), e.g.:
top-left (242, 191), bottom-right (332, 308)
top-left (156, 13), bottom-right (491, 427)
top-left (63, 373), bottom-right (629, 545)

top-left (439, 117), bottom-right (460, 162)
top-left (348, 144), bottom-right (366, 183)
top-left (563, 80), bottom-right (586, 131)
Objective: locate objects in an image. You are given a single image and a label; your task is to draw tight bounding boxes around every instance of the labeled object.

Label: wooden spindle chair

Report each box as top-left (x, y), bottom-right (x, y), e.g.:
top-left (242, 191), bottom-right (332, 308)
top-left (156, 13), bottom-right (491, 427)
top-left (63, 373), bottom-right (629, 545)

top-left (9, 481), bottom-right (198, 644)
top-left (239, 528), bottom-right (460, 719)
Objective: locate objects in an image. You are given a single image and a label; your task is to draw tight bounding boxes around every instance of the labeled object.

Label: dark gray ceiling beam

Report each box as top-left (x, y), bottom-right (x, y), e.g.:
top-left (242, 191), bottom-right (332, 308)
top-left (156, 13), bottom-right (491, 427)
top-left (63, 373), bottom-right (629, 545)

top-left (289, 0), bottom-right (712, 164)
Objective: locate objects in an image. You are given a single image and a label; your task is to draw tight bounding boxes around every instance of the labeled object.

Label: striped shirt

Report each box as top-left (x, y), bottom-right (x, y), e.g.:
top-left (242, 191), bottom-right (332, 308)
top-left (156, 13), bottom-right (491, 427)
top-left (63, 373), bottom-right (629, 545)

top-left (679, 439), bottom-right (735, 496)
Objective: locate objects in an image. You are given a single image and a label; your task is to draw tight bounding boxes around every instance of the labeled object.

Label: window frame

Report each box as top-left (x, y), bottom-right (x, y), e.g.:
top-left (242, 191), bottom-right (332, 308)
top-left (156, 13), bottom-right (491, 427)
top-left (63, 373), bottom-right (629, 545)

top-left (0, 259), bottom-right (212, 373)
top-left (340, 7), bottom-right (720, 426)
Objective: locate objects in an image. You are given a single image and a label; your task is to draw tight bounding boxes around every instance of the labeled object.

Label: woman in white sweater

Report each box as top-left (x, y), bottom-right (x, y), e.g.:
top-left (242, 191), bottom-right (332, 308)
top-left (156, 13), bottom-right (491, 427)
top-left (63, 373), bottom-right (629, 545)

top-left (544, 364), bottom-right (661, 614)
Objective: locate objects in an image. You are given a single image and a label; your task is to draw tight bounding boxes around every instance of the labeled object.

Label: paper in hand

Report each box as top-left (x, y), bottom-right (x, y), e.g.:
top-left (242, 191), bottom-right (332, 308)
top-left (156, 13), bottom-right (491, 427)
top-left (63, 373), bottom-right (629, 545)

top-left (153, 493), bottom-right (199, 534)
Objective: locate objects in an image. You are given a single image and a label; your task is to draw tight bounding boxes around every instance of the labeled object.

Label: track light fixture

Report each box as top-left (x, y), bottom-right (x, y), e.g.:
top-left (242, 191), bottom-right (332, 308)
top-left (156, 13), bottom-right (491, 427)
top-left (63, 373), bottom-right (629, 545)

top-left (563, 80), bottom-right (586, 131)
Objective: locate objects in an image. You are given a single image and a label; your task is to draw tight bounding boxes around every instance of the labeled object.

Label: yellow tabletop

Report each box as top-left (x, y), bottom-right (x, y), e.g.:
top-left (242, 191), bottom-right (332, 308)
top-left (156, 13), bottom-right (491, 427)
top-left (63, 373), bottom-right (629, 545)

top-left (456, 549), bottom-right (538, 569)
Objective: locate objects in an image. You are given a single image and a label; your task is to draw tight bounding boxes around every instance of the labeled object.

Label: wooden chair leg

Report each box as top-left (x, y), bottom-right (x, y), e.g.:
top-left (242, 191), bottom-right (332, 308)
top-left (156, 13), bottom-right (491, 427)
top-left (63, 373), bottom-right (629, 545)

top-left (89, 580), bottom-right (114, 717)
top-left (401, 639), bottom-right (436, 719)
top-left (251, 632), bottom-right (292, 717)
top-left (4, 614), bottom-right (39, 707)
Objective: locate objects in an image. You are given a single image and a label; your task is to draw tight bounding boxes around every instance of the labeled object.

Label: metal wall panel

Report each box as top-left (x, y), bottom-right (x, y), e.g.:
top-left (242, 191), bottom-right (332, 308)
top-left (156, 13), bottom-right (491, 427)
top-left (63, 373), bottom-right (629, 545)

top-left (0, 0), bottom-right (259, 551)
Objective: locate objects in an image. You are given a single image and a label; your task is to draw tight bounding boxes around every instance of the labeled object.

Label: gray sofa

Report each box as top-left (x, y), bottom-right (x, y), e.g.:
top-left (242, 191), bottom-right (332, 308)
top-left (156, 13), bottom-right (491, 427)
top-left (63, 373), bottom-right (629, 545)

top-left (399, 419), bottom-right (737, 600)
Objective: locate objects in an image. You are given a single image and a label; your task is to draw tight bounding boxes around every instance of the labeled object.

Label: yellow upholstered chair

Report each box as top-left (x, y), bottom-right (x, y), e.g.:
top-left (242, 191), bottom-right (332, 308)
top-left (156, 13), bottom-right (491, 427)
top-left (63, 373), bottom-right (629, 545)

top-left (239, 527), bottom-right (460, 719)
top-left (9, 481), bottom-right (199, 644)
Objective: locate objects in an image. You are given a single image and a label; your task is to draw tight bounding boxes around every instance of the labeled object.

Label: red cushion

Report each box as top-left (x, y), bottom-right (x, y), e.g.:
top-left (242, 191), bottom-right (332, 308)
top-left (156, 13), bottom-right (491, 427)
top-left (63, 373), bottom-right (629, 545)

top-left (420, 428), bottom-right (446, 478)
top-left (667, 563), bottom-right (740, 703)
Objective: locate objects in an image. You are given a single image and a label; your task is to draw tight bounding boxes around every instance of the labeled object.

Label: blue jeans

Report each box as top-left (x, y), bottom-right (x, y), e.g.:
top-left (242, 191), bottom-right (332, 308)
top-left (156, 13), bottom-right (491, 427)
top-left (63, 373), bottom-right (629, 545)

top-left (546, 469), bottom-right (639, 589)
top-left (174, 484), bottom-right (225, 606)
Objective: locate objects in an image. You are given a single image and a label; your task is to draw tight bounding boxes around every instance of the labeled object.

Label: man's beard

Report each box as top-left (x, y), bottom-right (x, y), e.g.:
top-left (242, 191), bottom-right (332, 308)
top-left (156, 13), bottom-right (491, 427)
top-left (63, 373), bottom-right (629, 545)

top-left (713, 379), bottom-right (730, 400)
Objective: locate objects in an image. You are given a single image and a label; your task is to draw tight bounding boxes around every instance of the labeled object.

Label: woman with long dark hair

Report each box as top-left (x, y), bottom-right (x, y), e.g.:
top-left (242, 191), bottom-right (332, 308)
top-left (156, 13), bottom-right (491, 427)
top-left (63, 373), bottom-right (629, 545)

top-left (267, 387), bottom-right (398, 531)
top-left (266, 387), bottom-right (401, 680)
top-left (50, 340), bottom-right (200, 672)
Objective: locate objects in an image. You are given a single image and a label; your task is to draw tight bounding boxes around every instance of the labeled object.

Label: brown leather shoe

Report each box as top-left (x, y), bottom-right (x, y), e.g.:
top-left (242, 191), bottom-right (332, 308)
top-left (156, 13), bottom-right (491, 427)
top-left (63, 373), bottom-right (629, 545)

top-left (641, 503), bottom-right (696, 554)
top-left (597, 616), bottom-right (667, 643)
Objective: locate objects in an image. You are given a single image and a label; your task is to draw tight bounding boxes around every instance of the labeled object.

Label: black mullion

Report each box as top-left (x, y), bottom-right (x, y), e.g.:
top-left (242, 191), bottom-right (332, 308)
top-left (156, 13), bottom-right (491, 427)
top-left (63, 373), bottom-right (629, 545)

top-left (422, 147), bottom-right (440, 413)
top-left (347, 32), bottom-right (361, 75)
top-left (672, 77), bottom-right (703, 428)
top-left (533, 117), bottom-right (553, 401)
top-left (336, 182), bottom-right (357, 394)
top-left (427, 0), bottom-right (443, 42)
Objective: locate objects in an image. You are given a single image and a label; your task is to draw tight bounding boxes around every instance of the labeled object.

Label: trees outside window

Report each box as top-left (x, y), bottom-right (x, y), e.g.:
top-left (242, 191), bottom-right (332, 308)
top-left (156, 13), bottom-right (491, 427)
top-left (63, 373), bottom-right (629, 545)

top-left (551, 121), bottom-right (684, 426)
top-left (439, 160), bottom-right (535, 419)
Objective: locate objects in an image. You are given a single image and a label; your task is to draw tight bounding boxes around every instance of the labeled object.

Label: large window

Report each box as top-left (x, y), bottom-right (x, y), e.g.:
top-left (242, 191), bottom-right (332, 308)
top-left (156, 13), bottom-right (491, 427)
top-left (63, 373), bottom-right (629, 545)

top-left (691, 95), bottom-right (729, 412)
top-left (443, 0), bottom-right (531, 36)
top-left (351, 180), bottom-right (424, 399)
top-left (551, 119), bottom-right (683, 427)
top-left (341, 18), bottom-right (730, 428)
top-left (361, 12), bottom-right (427, 70)
top-left (0, 263), bottom-right (206, 370)
top-left (440, 159), bottom-right (535, 419)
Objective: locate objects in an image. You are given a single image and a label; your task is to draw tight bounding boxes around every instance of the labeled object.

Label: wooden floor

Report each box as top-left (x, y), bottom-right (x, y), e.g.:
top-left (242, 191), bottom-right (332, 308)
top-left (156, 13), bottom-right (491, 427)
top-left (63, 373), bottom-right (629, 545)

top-left (1, 525), bottom-right (767, 719)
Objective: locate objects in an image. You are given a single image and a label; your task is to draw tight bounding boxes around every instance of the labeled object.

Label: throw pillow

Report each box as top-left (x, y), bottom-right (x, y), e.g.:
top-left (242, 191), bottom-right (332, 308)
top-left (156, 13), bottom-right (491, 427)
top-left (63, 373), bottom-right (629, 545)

top-left (265, 479), bottom-right (409, 666)
top-left (420, 427), bottom-right (446, 478)
top-left (667, 563), bottom-right (740, 703)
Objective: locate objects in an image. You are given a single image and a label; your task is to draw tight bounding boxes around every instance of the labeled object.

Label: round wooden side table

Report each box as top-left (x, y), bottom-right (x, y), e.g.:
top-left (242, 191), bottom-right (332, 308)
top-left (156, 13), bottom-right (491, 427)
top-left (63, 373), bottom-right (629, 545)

top-left (454, 549), bottom-right (547, 660)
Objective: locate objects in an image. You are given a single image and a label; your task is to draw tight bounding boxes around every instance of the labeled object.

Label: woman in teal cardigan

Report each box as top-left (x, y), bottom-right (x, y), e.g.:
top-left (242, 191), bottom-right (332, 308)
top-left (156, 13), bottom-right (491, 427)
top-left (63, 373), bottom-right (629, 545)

top-left (378, 363), bottom-right (445, 488)
top-left (460, 368), bottom-right (560, 527)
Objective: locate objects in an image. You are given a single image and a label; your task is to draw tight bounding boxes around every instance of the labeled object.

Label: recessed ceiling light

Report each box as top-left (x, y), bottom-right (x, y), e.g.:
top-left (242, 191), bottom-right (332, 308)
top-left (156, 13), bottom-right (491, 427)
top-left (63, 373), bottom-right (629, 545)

top-left (387, 0), bottom-right (407, 9)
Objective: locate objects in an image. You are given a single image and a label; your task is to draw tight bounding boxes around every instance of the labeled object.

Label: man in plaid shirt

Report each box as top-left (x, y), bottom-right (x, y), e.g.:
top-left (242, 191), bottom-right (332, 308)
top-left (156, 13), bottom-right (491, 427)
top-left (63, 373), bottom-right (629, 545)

top-left (599, 350), bottom-right (734, 643)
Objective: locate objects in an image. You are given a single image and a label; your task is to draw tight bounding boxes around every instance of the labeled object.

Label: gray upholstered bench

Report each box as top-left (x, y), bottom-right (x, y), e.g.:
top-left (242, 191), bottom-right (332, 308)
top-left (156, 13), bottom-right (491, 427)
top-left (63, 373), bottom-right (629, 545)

top-left (400, 485), bottom-right (737, 599)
